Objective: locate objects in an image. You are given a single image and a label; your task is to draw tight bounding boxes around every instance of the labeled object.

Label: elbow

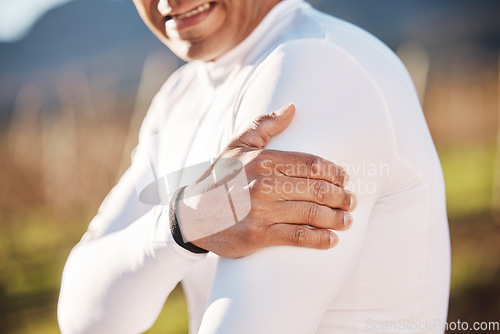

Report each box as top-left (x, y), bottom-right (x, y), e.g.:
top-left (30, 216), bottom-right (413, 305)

top-left (57, 291), bottom-right (109, 334)
top-left (57, 291), bottom-right (86, 334)
top-left (57, 300), bottom-right (79, 334)
top-left (57, 247), bottom-right (100, 334)
top-left (57, 265), bottom-right (88, 334)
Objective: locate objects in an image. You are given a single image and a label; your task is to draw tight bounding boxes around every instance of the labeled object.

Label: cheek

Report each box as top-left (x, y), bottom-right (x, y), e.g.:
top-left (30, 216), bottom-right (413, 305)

top-left (218, 3), bottom-right (243, 38)
top-left (226, 2), bottom-right (252, 38)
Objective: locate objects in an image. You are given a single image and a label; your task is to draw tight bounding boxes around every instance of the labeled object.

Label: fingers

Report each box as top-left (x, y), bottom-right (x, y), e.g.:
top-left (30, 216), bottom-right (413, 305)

top-left (275, 201), bottom-right (353, 231)
top-left (262, 175), bottom-right (356, 211)
top-left (262, 150), bottom-right (348, 187)
top-left (266, 223), bottom-right (339, 249)
top-left (229, 104), bottom-right (295, 149)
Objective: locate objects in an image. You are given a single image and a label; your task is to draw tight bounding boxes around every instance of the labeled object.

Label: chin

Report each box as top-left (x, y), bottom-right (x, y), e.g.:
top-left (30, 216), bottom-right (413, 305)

top-left (167, 36), bottom-right (233, 62)
top-left (179, 46), bottom-right (223, 62)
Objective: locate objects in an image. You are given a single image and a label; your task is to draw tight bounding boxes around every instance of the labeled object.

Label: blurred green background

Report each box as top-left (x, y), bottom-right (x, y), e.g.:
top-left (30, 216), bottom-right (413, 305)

top-left (1, 0), bottom-right (499, 333)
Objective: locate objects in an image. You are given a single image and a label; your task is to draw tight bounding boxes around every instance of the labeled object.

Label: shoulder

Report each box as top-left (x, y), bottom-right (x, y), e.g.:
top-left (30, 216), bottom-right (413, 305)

top-left (243, 36), bottom-right (392, 124)
top-left (252, 7), bottom-right (414, 101)
top-left (237, 41), bottom-right (398, 166)
top-left (235, 12), bottom-right (407, 162)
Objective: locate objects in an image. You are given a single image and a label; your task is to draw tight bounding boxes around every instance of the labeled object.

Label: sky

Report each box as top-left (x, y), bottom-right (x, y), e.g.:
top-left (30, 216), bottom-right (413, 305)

top-left (0, 0), bottom-right (73, 41)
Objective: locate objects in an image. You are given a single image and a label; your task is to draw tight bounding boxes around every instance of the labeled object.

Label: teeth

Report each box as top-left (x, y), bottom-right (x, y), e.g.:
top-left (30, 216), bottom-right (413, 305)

top-left (175, 3), bottom-right (211, 20)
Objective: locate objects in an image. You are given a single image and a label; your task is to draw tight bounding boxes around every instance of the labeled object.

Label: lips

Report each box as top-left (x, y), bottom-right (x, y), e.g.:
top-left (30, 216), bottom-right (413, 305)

top-left (165, 2), bottom-right (213, 21)
top-left (163, 1), bottom-right (216, 32)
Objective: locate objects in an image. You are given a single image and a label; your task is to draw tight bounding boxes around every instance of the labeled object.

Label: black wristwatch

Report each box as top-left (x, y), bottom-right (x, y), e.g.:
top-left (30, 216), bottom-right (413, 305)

top-left (169, 187), bottom-right (209, 254)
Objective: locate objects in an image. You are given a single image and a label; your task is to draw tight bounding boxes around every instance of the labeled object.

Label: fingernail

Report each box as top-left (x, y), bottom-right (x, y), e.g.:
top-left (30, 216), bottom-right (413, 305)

top-left (342, 173), bottom-right (349, 188)
top-left (344, 213), bottom-right (353, 227)
top-left (329, 233), bottom-right (338, 246)
top-left (349, 194), bottom-right (357, 212)
top-left (277, 103), bottom-right (293, 116)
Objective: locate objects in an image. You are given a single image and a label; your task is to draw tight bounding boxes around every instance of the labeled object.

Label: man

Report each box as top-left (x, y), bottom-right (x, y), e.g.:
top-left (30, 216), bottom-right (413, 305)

top-left (58, 0), bottom-right (451, 333)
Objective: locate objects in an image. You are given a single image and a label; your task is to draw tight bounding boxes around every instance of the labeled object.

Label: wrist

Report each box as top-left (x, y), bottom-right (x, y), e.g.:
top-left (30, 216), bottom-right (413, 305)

top-left (169, 187), bottom-right (209, 254)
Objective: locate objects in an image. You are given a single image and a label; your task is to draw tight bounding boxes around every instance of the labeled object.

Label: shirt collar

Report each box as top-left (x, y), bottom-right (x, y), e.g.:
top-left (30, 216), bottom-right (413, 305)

top-left (200, 0), bottom-right (310, 86)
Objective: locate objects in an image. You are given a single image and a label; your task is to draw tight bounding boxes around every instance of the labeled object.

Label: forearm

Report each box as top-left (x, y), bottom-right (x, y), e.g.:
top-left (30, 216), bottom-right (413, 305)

top-left (58, 206), bottom-right (205, 334)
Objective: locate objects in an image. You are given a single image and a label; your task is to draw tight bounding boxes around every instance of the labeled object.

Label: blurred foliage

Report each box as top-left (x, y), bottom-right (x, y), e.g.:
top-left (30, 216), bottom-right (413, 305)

top-left (438, 143), bottom-right (497, 219)
top-left (1, 82), bottom-right (499, 333)
top-left (0, 211), bottom-right (189, 333)
top-left (0, 3), bottom-right (499, 331)
top-left (446, 213), bottom-right (500, 327)
top-left (0, 211), bottom-right (84, 334)
top-left (1, 142), bottom-right (499, 332)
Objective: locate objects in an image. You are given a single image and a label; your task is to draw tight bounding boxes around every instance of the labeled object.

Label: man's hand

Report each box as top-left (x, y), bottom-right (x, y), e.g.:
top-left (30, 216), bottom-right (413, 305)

top-left (176, 104), bottom-right (356, 258)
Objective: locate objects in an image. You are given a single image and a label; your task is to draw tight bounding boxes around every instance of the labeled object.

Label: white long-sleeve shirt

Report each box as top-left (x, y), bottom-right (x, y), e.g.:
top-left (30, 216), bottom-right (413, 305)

top-left (57, 1), bottom-right (451, 333)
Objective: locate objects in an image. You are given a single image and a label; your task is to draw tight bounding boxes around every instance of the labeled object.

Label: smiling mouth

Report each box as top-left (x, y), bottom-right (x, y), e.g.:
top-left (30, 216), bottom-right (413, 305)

top-left (166, 2), bottom-right (214, 21)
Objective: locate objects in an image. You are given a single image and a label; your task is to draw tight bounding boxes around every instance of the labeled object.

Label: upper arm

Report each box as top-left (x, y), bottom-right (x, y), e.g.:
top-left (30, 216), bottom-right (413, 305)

top-left (199, 40), bottom-right (398, 333)
top-left (83, 75), bottom-right (176, 240)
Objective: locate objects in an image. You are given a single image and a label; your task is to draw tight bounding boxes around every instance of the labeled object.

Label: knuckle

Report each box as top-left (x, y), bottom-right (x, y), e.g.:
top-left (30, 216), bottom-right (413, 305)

top-left (249, 118), bottom-right (261, 130)
top-left (291, 226), bottom-right (309, 245)
top-left (256, 113), bottom-right (273, 123)
top-left (255, 152), bottom-right (274, 171)
top-left (306, 156), bottom-right (322, 176)
top-left (331, 164), bottom-right (341, 183)
top-left (305, 203), bottom-right (319, 223)
top-left (248, 179), bottom-right (262, 196)
top-left (337, 166), bottom-right (349, 187)
top-left (246, 123), bottom-right (269, 147)
top-left (248, 179), bottom-right (273, 199)
top-left (312, 180), bottom-right (328, 203)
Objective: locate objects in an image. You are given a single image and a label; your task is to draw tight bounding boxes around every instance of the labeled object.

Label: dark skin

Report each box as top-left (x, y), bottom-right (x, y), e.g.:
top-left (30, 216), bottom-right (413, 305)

top-left (178, 105), bottom-right (356, 258)
top-left (131, 1), bottom-right (357, 257)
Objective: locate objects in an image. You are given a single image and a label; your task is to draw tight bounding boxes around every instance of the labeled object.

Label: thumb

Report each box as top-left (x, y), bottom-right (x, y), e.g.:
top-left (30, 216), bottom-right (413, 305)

top-left (230, 104), bottom-right (295, 149)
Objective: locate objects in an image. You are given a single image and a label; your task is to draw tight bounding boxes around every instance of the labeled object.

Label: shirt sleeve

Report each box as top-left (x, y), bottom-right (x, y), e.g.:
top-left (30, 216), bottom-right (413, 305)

top-left (57, 77), bottom-right (207, 334)
top-left (197, 40), bottom-right (399, 333)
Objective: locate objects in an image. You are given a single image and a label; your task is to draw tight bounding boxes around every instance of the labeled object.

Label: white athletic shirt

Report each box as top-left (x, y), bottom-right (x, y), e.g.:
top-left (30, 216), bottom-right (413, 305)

top-left (57, 1), bottom-right (451, 333)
